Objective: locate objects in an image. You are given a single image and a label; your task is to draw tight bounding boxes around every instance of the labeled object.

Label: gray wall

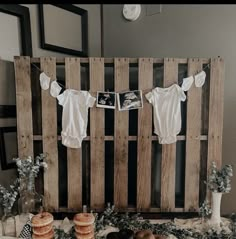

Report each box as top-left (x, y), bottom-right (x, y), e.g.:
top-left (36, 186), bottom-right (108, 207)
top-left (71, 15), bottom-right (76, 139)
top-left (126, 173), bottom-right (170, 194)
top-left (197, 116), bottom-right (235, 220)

top-left (0, 4), bottom-right (101, 188)
top-left (103, 4), bottom-right (236, 215)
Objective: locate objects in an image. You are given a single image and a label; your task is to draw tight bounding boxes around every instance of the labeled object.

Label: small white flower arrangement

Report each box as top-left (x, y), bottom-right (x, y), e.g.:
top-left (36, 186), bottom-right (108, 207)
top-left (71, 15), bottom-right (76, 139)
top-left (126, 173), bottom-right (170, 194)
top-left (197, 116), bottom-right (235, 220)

top-left (13, 153), bottom-right (48, 191)
top-left (13, 153), bottom-right (48, 178)
top-left (206, 161), bottom-right (233, 193)
top-left (0, 153), bottom-right (48, 215)
top-left (0, 178), bottom-right (19, 211)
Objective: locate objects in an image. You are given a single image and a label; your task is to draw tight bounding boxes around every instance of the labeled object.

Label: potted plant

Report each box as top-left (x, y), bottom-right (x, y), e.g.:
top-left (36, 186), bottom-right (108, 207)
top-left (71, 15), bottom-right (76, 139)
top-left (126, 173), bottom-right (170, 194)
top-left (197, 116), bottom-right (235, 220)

top-left (13, 153), bottom-right (48, 223)
top-left (205, 161), bottom-right (233, 226)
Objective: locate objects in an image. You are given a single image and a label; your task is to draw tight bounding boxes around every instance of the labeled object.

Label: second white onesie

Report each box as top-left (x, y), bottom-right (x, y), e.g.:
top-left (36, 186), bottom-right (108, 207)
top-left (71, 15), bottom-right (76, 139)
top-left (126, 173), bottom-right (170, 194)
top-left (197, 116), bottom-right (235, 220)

top-left (57, 89), bottom-right (96, 148)
top-left (145, 84), bottom-right (186, 144)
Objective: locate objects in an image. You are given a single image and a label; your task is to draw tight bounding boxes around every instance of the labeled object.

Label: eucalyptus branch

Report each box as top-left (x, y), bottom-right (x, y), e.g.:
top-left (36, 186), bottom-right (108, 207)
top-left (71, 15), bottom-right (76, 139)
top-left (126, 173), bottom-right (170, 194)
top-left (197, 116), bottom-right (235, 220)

top-left (13, 153), bottom-right (48, 181)
top-left (0, 178), bottom-right (19, 211)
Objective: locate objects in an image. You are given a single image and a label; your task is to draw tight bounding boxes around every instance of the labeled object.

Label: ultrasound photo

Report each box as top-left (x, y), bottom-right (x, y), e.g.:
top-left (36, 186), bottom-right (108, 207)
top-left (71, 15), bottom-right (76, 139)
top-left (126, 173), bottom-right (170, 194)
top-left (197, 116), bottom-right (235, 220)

top-left (96, 91), bottom-right (116, 109)
top-left (117, 90), bottom-right (143, 111)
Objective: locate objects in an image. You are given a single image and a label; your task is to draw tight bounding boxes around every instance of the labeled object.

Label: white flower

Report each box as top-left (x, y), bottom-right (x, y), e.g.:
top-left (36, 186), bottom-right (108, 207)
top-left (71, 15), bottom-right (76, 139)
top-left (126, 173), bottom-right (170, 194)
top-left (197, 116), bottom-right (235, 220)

top-left (206, 161), bottom-right (233, 193)
top-left (41, 162), bottom-right (48, 169)
top-left (14, 153), bottom-right (48, 178)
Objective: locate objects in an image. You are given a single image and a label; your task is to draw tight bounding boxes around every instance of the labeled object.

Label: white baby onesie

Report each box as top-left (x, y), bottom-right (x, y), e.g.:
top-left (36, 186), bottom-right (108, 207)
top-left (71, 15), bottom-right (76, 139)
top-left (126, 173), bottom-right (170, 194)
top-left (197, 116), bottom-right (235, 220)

top-left (145, 84), bottom-right (186, 144)
top-left (57, 89), bottom-right (96, 148)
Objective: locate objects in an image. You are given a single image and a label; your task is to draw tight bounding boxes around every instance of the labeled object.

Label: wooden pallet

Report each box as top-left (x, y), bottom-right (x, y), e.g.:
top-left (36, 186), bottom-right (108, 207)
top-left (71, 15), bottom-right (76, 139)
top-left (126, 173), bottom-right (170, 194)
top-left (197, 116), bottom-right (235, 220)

top-left (14, 56), bottom-right (224, 213)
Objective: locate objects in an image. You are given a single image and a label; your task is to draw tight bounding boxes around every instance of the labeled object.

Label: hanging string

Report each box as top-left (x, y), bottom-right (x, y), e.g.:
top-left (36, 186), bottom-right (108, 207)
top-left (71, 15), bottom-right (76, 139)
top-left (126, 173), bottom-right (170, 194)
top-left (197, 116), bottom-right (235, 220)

top-left (178, 63), bottom-right (210, 86)
top-left (31, 61), bottom-right (211, 94)
top-left (31, 63), bottom-right (66, 89)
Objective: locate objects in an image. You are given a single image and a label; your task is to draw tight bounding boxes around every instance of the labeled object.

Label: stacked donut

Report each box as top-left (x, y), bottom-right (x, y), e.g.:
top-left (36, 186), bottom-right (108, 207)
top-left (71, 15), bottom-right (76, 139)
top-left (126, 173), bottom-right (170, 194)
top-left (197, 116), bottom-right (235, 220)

top-left (73, 213), bottom-right (95, 239)
top-left (31, 212), bottom-right (54, 239)
top-left (135, 230), bottom-right (167, 239)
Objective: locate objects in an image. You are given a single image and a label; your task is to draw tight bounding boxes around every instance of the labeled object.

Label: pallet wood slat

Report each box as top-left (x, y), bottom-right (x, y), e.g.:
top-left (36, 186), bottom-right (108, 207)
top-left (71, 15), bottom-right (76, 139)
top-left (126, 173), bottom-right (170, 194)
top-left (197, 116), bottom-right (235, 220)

top-left (184, 59), bottom-right (202, 211)
top-left (114, 58), bottom-right (129, 208)
top-left (137, 58), bottom-right (153, 209)
top-left (65, 58), bottom-right (82, 210)
top-left (14, 56), bottom-right (34, 157)
top-left (160, 58), bottom-right (178, 211)
top-left (207, 58), bottom-right (225, 170)
top-left (90, 58), bottom-right (105, 209)
top-left (57, 206), bottom-right (185, 213)
top-left (33, 135), bottom-right (208, 141)
top-left (31, 57), bottom-right (210, 64)
top-left (40, 57), bottom-right (59, 211)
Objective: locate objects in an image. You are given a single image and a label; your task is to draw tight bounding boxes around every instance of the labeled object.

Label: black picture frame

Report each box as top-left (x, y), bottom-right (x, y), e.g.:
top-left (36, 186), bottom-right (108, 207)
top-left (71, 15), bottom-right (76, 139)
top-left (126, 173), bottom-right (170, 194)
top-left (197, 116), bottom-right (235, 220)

top-left (0, 105), bottom-right (16, 118)
top-left (0, 4), bottom-right (32, 56)
top-left (0, 127), bottom-right (18, 170)
top-left (38, 4), bottom-right (88, 57)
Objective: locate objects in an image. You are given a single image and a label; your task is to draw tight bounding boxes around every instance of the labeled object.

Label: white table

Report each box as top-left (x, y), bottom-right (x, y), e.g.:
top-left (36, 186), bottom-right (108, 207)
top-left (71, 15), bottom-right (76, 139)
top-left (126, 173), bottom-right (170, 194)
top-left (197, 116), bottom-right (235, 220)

top-left (0, 216), bottom-right (232, 239)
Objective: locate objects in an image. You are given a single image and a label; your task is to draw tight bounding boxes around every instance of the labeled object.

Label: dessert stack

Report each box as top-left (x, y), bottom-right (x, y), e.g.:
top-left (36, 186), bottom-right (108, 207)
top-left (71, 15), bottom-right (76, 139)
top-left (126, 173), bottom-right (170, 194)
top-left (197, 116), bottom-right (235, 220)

top-left (73, 212), bottom-right (95, 239)
top-left (31, 212), bottom-right (54, 239)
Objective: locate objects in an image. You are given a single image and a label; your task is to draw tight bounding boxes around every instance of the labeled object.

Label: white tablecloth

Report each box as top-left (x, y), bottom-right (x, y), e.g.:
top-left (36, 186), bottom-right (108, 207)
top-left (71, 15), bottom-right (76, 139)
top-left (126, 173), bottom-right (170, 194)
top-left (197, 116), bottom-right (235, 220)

top-left (0, 216), bottom-right (232, 238)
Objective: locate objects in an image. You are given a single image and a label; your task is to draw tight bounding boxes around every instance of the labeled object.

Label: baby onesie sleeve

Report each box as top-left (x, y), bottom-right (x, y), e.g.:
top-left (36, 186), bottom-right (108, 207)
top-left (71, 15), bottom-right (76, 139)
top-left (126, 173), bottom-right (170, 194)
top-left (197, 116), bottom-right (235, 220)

top-left (57, 90), bottom-right (67, 106)
top-left (86, 91), bottom-right (96, 108)
top-left (145, 91), bottom-right (153, 104)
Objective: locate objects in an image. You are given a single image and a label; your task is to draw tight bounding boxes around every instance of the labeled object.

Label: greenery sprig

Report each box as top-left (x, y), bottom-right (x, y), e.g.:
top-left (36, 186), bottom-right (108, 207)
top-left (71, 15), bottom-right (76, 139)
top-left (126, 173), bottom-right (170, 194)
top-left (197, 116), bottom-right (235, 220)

top-left (13, 153), bottom-right (48, 190)
top-left (54, 226), bottom-right (75, 239)
top-left (52, 204), bottom-right (236, 239)
top-left (13, 153), bottom-right (48, 178)
top-left (205, 161), bottom-right (233, 193)
top-left (199, 199), bottom-right (212, 219)
top-left (0, 178), bottom-right (19, 211)
top-left (92, 204), bottom-right (234, 239)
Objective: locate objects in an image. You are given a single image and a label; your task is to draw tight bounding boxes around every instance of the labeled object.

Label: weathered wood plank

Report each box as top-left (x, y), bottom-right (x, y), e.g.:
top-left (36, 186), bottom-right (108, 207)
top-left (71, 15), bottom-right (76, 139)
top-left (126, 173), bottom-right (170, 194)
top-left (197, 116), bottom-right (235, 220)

top-left (137, 58), bottom-right (153, 209)
top-left (14, 56), bottom-right (34, 158)
top-left (207, 58), bottom-right (224, 173)
top-left (40, 57), bottom-right (59, 211)
top-left (114, 58), bottom-right (129, 208)
top-left (65, 58), bottom-right (82, 210)
top-left (90, 58), bottom-right (105, 209)
top-left (184, 59), bottom-right (202, 211)
top-left (33, 135), bottom-right (208, 141)
top-left (160, 58), bottom-right (178, 211)
top-left (31, 57), bottom-right (210, 65)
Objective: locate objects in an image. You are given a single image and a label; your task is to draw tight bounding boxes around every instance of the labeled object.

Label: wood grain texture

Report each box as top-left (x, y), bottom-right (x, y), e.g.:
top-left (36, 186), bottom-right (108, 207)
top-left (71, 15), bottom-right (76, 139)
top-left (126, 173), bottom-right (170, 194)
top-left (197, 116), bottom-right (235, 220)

top-left (14, 56), bottom-right (34, 158)
top-left (31, 57), bottom-right (210, 65)
top-left (184, 59), bottom-right (202, 211)
top-left (207, 58), bottom-right (224, 181)
top-left (137, 58), bottom-right (153, 209)
top-left (89, 58), bottom-right (105, 209)
top-left (65, 58), bottom-right (82, 210)
top-left (40, 57), bottom-right (59, 211)
top-left (160, 58), bottom-right (178, 211)
top-left (33, 135), bottom-right (208, 141)
top-left (114, 58), bottom-right (129, 208)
